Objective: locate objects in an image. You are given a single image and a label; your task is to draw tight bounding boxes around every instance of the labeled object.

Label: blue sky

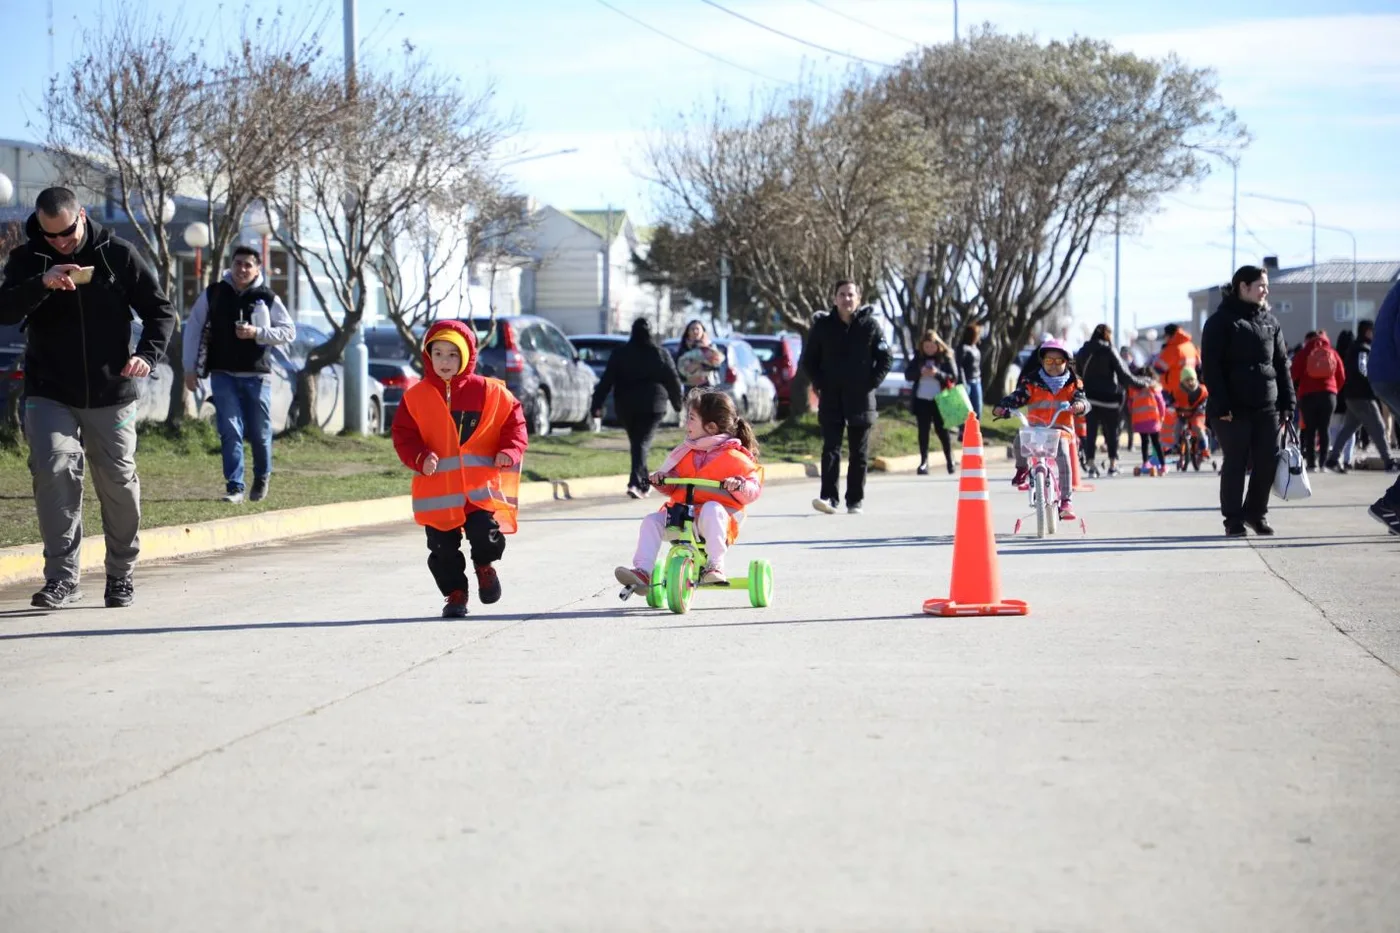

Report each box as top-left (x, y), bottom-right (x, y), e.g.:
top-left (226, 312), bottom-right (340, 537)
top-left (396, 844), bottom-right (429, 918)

top-left (2, 0), bottom-right (1397, 335)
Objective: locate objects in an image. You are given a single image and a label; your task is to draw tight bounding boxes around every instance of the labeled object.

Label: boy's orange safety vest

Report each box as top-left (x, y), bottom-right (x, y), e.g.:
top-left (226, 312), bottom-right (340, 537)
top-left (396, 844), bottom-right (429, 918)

top-left (402, 379), bottom-right (522, 533)
top-left (663, 446), bottom-right (762, 545)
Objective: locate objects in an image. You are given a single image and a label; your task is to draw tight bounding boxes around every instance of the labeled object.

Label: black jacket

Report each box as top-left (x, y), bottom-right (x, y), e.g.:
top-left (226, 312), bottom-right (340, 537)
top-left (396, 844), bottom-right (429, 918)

top-left (203, 280), bottom-right (280, 375)
top-left (1074, 337), bottom-right (1146, 405)
top-left (800, 306), bottom-right (893, 424)
top-left (591, 336), bottom-right (684, 419)
top-left (0, 214), bottom-right (176, 409)
top-left (1200, 295), bottom-right (1296, 419)
top-left (957, 341), bottom-right (982, 384)
top-left (904, 350), bottom-right (958, 394)
top-left (1342, 338), bottom-right (1374, 402)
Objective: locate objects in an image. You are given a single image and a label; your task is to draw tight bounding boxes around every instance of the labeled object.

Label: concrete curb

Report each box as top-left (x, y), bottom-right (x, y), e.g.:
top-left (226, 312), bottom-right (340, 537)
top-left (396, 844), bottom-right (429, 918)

top-left (0, 462), bottom-right (822, 588)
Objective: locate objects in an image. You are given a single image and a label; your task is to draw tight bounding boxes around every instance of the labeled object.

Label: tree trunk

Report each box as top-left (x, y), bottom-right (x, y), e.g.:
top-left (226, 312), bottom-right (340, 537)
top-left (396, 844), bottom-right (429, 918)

top-left (1, 361), bottom-right (21, 443)
top-left (165, 319), bottom-right (188, 427)
top-left (789, 365), bottom-right (814, 417)
top-left (292, 367), bottom-right (318, 430)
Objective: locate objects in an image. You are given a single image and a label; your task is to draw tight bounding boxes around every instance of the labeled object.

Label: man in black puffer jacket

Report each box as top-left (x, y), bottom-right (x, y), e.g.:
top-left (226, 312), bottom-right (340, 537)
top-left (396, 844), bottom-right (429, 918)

top-left (800, 279), bottom-right (893, 514)
top-left (0, 187), bottom-right (177, 610)
top-left (591, 317), bottom-right (684, 497)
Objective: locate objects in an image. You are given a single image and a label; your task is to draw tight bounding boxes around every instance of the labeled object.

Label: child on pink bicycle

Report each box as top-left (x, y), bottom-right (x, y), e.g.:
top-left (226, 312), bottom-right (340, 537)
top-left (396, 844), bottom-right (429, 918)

top-left (993, 339), bottom-right (1089, 520)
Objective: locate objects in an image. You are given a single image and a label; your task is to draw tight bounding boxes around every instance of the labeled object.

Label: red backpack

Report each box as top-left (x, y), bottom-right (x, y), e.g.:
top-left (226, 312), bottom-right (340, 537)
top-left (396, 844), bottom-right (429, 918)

top-left (1305, 344), bottom-right (1336, 380)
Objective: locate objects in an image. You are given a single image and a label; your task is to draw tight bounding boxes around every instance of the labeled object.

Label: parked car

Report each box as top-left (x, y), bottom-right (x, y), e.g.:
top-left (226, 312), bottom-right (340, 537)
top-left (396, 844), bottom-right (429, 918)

top-left (876, 355), bottom-right (912, 410)
top-left (192, 321), bottom-right (387, 434)
top-left (567, 333), bottom-right (684, 427)
top-left (743, 333), bottom-right (804, 416)
top-left (461, 315), bottom-right (596, 436)
top-left (362, 323), bottom-right (423, 363)
top-left (367, 359), bottom-right (420, 427)
top-left (662, 336), bottom-right (778, 424)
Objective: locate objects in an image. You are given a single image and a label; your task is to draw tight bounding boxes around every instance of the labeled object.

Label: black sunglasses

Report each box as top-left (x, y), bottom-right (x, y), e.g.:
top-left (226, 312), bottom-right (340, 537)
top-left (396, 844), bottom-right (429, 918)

top-left (41, 216), bottom-right (81, 240)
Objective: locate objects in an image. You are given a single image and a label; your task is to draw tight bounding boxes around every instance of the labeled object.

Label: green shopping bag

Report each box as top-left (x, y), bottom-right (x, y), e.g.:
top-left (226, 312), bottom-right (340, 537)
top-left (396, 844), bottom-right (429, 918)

top-left (935, 383), bottom-right (973, 427)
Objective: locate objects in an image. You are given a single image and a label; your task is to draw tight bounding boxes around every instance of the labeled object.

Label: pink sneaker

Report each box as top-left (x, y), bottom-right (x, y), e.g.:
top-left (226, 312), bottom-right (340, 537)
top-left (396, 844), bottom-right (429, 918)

top-left (1012, 467), bottom-right (1030, 490)
top-left (614, 566), bottom-right (651, 593)
top-left (1058, 500), bottom-right (1076, 521)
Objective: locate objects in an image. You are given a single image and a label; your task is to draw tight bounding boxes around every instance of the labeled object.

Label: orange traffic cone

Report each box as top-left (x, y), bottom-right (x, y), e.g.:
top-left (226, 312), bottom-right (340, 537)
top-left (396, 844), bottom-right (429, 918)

top-left (1070, 434), bottom-right (1095, 493)
top-left (923, 414), bottom-right (1029, 617)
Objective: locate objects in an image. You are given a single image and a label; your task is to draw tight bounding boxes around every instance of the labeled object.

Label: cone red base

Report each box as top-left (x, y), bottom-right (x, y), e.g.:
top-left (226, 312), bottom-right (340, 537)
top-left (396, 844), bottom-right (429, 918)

top-left (922, 597), bottom-right (1029, 617)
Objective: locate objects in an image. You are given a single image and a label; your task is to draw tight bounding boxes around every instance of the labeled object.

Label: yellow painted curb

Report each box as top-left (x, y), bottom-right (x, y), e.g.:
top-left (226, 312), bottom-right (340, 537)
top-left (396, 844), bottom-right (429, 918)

top-left (0, 465), bottom-right (821, 588)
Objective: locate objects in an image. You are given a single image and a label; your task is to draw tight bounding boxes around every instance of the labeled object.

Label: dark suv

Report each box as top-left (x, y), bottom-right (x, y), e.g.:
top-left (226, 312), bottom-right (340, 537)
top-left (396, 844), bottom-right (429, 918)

top-left (462, 316), bottom-right (596, 436)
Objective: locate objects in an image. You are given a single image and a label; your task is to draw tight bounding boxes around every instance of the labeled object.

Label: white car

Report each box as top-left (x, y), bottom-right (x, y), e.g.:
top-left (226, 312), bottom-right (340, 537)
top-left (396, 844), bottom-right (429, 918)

top-left (875, 356), bottom-right (911, 410)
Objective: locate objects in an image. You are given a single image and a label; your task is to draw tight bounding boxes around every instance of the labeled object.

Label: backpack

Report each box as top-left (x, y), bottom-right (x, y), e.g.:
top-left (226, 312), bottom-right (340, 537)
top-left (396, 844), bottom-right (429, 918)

top-left (1305, 344), bottom-right (1336, 380)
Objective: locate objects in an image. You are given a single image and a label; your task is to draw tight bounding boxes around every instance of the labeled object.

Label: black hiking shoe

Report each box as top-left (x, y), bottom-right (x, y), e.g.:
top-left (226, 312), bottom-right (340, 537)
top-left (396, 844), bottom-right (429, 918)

top-left (249, 476), bottom-right (270, 502)
top-left (442, 590), bottom-right (469, 618)
top-left (1224, 520), bottom-right (1248, 538)
top-left (104, 575), bottom-right (135, 608)
top-left (1243, 517), bottom-right (1275, 536)
top-left (475, 564), bottom-right (502, 604)
top-left (31, 579), bottom-right (81, 609)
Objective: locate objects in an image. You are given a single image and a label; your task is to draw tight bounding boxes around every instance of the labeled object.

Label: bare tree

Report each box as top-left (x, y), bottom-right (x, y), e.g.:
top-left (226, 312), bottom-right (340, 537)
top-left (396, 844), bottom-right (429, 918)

top-left (883, 29), bottom-right (1245, 392)
top-left (267, 55), bottom-right (513, 426)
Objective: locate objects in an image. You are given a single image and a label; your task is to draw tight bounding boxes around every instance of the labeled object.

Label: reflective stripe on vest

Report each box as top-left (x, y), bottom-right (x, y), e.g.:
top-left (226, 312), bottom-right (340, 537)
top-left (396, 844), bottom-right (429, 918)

top-left (414, 492), bottom-right (468, 512)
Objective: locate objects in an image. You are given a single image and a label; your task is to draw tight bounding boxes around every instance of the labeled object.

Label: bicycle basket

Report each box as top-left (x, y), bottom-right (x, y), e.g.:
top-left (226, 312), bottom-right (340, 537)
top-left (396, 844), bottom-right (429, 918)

top-left (1018, 426), bottom-right (1061, 458)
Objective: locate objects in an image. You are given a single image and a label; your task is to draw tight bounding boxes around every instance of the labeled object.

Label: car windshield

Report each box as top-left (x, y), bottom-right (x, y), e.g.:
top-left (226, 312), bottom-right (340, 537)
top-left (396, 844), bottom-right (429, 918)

top-left (463, 319), bottom-right (505, 350)
top-left (749, 344), bottom-right (776, 363)
top-left (364, 327), bottom-right (418, 359)
top-left (367, 362), bottom-right (403, 381)
top-left (574, 343), bottom-right (616, 365)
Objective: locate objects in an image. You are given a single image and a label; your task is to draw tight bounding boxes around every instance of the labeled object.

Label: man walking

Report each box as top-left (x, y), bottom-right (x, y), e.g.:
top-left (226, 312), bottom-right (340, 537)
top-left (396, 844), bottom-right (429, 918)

top-left (800, 279), bottom-right (893, 514)
top-left (0, 186), bottom-right (177, 609)
top-left (1325, 318), bottom-right (1398, 475)
top-left (182, 246), bottom-right (295, 503)
top-left (1362, 280), bottom-right (1400, 534)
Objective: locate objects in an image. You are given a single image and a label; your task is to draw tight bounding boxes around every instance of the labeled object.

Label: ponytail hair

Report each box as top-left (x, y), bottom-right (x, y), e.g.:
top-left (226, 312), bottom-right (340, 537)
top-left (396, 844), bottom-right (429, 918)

top-left (687, 389), bottom-right (761, 459)
top-left (1226, 264), bottom-right (1267, 297)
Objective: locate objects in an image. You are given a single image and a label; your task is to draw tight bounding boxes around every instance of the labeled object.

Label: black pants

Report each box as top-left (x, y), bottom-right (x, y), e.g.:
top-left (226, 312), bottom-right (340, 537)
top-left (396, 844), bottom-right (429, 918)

top-left (819, 414), bottom-right (872, 507)
top-left (1139, 432), bottom-right (1164, 465)
top-left (1085, 403), bottom-right (1123, 462)
top-left (911, 398), bottom-right (952, 468)
top-left (425, 510), bottom-right (506, 596)
top-left (1298, 392), bottom-right (1337, 469)
top-left (1213, 410), bottom-right (1280, 523)
top-left (620, 410), bottom-right (664, 491)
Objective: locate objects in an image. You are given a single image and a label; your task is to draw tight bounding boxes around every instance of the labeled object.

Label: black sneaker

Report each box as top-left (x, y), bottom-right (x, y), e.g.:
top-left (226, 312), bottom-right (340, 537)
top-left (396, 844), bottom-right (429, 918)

top-left (1224, 520), bottom-right (1248, 538)
top-left (1243, 517), bottom-right (1275, 536)
top-left (916, 462), bottom-right (929, 476)
top-left (442, 590), bottom-right (469, 618)
top-left (1368, 499), bottom-right (1400, 535)
top-left (31, 578), bottom-right (81, 609)
top-left (249, 476), bottom-right (270, 502)
top-left (1324, 461), bottom-right (1346, 475)
top-left (474, 563), bottom-right (502, 604)
top-left (104, 575), bottom-right (134, 608)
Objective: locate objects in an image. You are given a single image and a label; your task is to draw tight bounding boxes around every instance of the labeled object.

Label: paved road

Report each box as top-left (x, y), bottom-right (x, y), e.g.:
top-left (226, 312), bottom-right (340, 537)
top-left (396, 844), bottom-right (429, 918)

top-left (2, 464), bottom-right (1398, 932)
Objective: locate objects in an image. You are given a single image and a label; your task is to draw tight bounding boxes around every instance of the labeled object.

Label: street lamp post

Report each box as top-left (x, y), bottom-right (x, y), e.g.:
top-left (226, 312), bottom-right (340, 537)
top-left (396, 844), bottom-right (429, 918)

top-left (1244, 191), bottom-right (1317, 332)
top-left (183, 221), bottom-right (210, 289)
top-left (1314, 222), bottom-right (1358, 325)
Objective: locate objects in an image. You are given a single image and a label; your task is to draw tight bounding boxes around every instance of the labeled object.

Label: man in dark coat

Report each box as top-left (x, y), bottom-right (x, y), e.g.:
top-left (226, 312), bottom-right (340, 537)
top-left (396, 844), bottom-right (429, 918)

top-left (800, 279), bottom-right (893, 514)
top-left (591, 317), bottom-right (684, 497)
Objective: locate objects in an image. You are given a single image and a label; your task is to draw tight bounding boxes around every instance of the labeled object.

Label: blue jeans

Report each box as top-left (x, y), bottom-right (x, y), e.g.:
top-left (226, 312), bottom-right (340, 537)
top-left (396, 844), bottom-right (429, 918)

top-left (211, 372), bottom-right (272, 493)
top-left (961, 380), bottom-right (983, 440)
top-left (1371, 381), bottom-right (1400, 507)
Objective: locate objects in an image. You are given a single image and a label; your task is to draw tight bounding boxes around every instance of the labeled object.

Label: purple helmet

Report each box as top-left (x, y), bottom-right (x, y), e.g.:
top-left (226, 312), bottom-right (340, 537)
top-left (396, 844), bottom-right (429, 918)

top-left (1037, 338), bottom-right (1070, 361)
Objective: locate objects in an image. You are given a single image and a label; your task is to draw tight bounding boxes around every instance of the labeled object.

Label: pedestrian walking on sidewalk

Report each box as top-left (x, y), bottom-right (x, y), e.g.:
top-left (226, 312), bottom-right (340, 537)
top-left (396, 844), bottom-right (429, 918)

top-left (801, 279), bottom-right (893, 515)
top-left (1290, 330), bottom-right (1345, 471)
top-left (904, 330), bottom-right (958, 475)
top-left (1359, 280), bottom-right (1400, 534)
top-left (1326, 319), bottom-right (1398, 476)
top-left (590, 317), bottom-right (684, 498)
top-left (1200, 264), bottom-right (1296, 537)
top-left (0, 186), bottom-right (177, 610)
top-left (1075, 324), bottom-right (1148, 476)
top-left (182, 245), bottom-right (296, 504)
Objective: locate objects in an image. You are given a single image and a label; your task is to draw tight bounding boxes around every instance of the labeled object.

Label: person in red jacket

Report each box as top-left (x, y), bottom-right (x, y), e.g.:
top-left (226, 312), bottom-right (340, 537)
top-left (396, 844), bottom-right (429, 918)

top-left (392, 320), bottom-right (528, 617)
top-left (1290, 330), bottom-right (1346, 471)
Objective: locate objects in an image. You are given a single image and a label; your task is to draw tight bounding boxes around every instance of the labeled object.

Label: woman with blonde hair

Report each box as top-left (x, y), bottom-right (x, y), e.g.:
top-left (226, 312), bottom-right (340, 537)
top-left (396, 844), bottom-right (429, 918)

top-left (904, 329), bottom-right (959, 474)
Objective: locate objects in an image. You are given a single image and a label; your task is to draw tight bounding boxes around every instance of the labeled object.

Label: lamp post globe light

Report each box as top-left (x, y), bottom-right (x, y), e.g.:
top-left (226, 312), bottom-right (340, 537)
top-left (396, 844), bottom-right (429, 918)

top-left (0, 172), bottom-right (13, 205)
top-left (183, 221), bottom-right (210, 284)
top-left (245, 202), bottom-right (279, 267)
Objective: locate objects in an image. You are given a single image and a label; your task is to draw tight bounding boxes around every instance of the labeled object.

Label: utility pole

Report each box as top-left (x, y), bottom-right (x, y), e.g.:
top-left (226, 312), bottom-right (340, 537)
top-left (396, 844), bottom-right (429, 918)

top-left (719, 254), bottom-right (730, 328)
top-left (953, 0), bottom-right (959, 42)
top-left (1244, 192), bottom-right (1317, 333)
top-left (1316, 222), bottom-right (1358, 325)
top-left (1112, 207), bottom-right (1121, 340)
top-left (342, 0), bottom-right (370, 434)
top-left (600, 206), bottom-right (613, 333)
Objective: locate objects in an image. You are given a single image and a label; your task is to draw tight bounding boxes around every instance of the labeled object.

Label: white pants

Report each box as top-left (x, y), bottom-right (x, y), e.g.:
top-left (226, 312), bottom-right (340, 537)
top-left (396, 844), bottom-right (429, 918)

top-left (632, 501), bottom-right (731, 572)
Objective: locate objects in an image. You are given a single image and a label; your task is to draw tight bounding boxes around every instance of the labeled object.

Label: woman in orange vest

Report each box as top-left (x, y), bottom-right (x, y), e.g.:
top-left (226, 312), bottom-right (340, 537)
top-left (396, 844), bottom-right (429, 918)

top-left (392, 321), bottom-right (528, 618)
top-left (615, 390), bottom-right (763, 591)
top-left (992, 338), bottom-right (1089, 520)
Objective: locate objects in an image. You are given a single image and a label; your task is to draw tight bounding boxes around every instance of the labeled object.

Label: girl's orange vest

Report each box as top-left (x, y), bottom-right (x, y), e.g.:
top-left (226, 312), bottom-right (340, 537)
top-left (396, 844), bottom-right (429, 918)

top-left (663, 446), bottom-right (762, 545)
top-left (1128, 387), bottom-right (1163, 432)
top-left (1025, 381), bottom-right (1080, 434)
top-left (402, 378), bottom-right (522, 533)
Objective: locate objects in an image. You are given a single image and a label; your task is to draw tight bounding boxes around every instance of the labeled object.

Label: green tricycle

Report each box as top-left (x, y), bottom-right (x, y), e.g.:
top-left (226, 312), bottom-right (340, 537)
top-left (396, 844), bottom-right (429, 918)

top-left (617, 477), bottom-right (775, 614)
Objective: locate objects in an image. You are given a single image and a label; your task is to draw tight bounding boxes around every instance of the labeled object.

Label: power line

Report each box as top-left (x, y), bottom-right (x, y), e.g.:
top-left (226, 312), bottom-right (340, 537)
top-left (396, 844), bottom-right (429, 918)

top-left (697, 0), bottom-right (897, 68)
top-left (594, 0), bottom-right (793, 86)
top-left (802, 0), bottom-right (920, 46)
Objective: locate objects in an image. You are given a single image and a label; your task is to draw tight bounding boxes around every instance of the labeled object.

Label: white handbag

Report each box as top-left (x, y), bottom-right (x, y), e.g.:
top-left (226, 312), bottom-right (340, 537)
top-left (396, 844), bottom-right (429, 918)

top-left (1272, 421), bottom-right (1312, 501)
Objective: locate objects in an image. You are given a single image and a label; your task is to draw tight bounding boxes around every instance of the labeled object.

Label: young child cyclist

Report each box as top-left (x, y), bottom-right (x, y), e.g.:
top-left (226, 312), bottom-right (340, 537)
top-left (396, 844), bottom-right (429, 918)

top-left (615, 390), bottom-right (763, 591)
top-left (993, 338), bottom-right (1089, 521)
top-left (1128, 373), bottom-right (1168, 470)
top-left (1169, 366), bottom-right (1211, 466)
top-left (392, 321), bottom-right (528, 618)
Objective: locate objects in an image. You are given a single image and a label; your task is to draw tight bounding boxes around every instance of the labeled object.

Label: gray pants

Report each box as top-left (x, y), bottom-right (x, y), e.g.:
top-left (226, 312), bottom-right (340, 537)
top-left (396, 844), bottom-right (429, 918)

top-left (1329, 397), bottom-right (1394, 467)
top-left (24, 396), bottom-right (142, 583)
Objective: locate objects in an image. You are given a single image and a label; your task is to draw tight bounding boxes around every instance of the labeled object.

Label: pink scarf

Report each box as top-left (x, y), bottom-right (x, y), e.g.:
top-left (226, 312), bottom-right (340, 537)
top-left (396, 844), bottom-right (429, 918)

top-left (657, 433), bottom-right (743, 476)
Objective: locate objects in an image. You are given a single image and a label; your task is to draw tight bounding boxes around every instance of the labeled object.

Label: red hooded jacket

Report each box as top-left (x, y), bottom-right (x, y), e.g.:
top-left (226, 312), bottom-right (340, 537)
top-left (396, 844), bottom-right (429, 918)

top-left (1290, 333), bottom-right (1346, 398)
top-left (391, 320), bottom-right (529, 485)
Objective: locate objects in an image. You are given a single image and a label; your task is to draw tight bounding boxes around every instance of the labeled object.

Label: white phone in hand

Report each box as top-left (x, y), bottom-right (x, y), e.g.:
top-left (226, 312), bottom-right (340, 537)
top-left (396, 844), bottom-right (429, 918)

top-left (68, 266), bottom-right (95, 285)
